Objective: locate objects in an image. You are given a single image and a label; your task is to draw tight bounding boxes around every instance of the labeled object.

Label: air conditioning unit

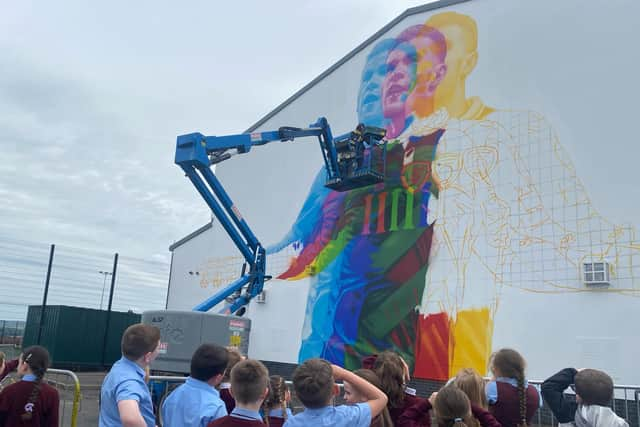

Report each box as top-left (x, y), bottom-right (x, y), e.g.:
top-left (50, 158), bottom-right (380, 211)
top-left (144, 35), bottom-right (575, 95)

top-left (583, 262), bottom-right (611, 287)
top-left (256, 290), bottom-right (267, 304)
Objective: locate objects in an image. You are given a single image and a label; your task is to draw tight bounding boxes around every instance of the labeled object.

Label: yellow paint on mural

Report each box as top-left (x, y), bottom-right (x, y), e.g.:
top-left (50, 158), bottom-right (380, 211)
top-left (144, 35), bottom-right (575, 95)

top-left (450, 307), bottom-right (492, 377)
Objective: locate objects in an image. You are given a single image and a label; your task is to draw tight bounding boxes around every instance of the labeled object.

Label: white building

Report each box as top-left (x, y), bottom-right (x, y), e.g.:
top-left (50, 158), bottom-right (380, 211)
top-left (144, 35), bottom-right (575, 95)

top-left (167, 0), bottom-right (640, 385)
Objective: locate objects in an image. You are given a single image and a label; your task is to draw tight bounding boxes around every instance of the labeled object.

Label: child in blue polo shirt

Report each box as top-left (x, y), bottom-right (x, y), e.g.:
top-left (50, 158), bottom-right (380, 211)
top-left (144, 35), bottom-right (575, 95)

top-left (99, 323), bottom-right (161, 427)
top-left (161, 343), bottom-right (229, 427)
top-left (208, 359), bottom-right (270, 427)
top-left (284, 358), bottom-right (388, 427)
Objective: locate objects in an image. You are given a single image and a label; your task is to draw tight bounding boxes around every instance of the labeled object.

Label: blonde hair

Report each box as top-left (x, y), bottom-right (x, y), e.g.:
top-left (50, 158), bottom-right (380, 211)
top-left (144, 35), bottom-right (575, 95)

top-left (223, 348), bottom-right (244, 382)
top-left (454, 368), bottom-right (487, 409)
top-left (452, 369), bottom-right (486, 427)
top-left (434, 385), bottom-right (473, 427)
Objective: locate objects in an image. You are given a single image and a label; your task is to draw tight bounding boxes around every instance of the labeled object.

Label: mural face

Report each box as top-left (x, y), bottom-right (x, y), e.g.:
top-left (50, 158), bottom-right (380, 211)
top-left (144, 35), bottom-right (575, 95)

top-left (382, 42), bottom-right (416, 138)
top-left (357, 39), bottom-right (395, 129)
top-left (268, 11), bottom-right (640, 380)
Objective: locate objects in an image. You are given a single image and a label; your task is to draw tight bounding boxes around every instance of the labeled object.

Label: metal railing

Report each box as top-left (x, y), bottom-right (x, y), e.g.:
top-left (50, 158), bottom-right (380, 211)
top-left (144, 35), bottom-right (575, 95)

top-left (46, 369), bottom-right (82, 427)
top-left (0, 344), bottom-right (21, 359)
top-left (525, 380), bottom-right (640, 427)
top-left (148, 375), bottom-right (189, 427)
top-left (146, 376), bottom-right (342, 426)
top-left (147, 374), bottom-right (640, 427)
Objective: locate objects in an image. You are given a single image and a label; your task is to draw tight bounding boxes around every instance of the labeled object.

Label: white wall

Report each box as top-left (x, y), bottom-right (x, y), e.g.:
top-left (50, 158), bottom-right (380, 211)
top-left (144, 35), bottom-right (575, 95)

top-left (167, 221), bottom-right (230, 312)
top-left (169, 0), bottom-right (640, 383)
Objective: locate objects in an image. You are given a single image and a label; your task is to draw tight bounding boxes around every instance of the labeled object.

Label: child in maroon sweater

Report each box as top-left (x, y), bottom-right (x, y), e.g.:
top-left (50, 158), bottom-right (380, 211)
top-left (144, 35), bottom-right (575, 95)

top-left (220, 348), bottom-right (244, 414)
top-left (208, 359), bottom-right (270, 427)
top-left (344, 369), bottom-right (393, 427)
top-left (429, 385), bottom-right (501, 427)
top-left (398, 386), bottom-right (501, 427)
top-left (373, 351), bottom-right (431, 427)
top-left (486, 349), bottom-right (540, 427)
top-left (0, 346), bottom-right (59, 427)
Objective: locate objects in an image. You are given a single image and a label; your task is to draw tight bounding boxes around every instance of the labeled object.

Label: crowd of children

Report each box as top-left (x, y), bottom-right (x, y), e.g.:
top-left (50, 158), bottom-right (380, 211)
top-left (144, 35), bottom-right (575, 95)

top-left (0, 323), bottom-right (631, 427)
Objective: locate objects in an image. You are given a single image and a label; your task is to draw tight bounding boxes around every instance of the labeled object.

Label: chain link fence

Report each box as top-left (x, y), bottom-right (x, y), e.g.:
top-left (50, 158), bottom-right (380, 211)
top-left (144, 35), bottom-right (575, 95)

top-left (0, 238), bottom-right (169, 325)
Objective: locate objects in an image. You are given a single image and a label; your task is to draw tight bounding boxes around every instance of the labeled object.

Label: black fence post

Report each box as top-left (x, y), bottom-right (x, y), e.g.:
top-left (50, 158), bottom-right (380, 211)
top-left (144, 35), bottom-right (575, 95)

top-left (101, 253), bottom-right (118, 366)
top-left (37, 244), bottom-right (55, 345)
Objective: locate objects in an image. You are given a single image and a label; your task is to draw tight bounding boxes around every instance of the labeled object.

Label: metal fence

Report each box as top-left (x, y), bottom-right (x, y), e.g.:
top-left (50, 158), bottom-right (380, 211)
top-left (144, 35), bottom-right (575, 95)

top-left (0, 320), bottom-right (25, 345)
top-left (147, 376), bottom-right (343, 426)
top-left (512, 380), bottom-right (640, 427)
top-left (148, 375), bottom-right (640, 427)
top-left (46, 369), bottom-right (82, 427)
top-left (0, 239), bottom-right (169, 323)
top-left (148, 375), bottom-right (189, 426)
top-left (0, 343), bottom-right (20, 360)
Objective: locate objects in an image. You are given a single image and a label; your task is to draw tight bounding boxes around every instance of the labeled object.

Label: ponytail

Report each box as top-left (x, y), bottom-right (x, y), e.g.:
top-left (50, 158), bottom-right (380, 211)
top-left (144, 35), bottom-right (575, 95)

top-left (20, 346), bottom-right (50, 421)
top-left (434, 386), bottom-right (473, 427)
top-left (262, 375), bottom-right (289, 425)
top-left (21, 376), bottom-right (43, 421)
top-left (516, 375), bottom-right (528, 427)
top-left (491, 348), bottom-right (529, 427)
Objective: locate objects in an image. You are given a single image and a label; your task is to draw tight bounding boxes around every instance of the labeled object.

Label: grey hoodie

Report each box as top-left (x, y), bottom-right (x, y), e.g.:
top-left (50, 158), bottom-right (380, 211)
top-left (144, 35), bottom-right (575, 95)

top-left (564, 405), bottom-right (629, 427)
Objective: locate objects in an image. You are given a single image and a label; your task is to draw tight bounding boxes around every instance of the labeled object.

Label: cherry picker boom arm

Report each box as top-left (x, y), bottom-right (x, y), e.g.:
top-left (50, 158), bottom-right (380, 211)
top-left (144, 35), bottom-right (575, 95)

top-left (175, 117), bottom-right (386, 315)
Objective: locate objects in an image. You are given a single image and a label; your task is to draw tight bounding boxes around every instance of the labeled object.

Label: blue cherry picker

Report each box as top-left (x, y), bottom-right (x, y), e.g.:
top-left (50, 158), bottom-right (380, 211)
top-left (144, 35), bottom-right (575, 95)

top-left (174, 118), bottom-right (387, 315)
top-left (143, 118), bottom-right (387, 404)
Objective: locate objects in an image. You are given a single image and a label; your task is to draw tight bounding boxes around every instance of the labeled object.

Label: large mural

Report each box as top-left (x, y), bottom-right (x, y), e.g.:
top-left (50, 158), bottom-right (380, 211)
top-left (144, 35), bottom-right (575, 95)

top-left (266, 11), bottom-right (640, 380)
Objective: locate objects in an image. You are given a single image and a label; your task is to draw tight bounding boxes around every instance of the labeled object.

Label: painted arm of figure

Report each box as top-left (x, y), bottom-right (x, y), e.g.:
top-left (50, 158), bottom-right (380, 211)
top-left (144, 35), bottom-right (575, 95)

top-left (276, 188), bottom-right (349, 279)
top-left (274, 175), bottom-right (374, 280)
top-left (266, 167), bottom-right (331, 254)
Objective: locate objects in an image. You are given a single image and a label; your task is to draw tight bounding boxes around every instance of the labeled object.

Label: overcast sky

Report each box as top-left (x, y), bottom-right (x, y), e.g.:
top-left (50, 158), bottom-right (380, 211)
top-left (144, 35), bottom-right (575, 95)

top-left (0, 0), bottom-right (434, 263)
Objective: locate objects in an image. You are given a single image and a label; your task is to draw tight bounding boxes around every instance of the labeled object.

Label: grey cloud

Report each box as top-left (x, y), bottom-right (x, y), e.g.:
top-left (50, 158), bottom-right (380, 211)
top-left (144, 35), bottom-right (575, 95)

top-left (0, 53), bottom-right (207, 261)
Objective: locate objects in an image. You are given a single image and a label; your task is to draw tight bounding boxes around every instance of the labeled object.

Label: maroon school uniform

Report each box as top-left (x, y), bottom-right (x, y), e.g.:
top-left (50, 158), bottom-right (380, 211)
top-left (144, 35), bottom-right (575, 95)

top-left (220, 387), bottom-right (236, 414)
top-left (0, 380), bottom-right (59, 427)
top-left (208, 415), bottom-right (265, 427)
top-left (398, 398), bottom-right (502, 427)
top-left (266, 416), bottom-right (285, 427)
top-left (471, 405), bottom-right (502, 427)
top-left (490, 381), bottom-right (540, 427)
top-left (0, 360), bottom-right (19, 382)
top-left (390, 393), bottom-right (431, 427)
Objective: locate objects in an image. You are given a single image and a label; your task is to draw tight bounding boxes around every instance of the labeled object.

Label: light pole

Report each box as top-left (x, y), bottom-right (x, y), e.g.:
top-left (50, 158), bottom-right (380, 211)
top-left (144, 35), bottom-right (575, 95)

top-left (98, 270), bottom-right (113, 310)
